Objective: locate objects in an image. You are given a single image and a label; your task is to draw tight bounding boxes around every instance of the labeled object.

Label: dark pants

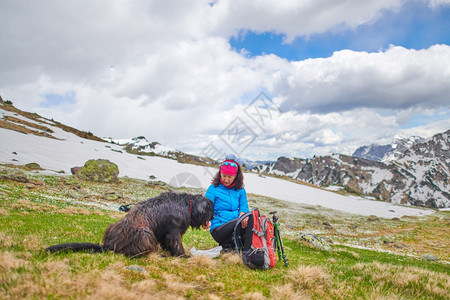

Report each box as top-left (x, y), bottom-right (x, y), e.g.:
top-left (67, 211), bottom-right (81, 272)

top-left (211, 216), bottom-right (253, 250)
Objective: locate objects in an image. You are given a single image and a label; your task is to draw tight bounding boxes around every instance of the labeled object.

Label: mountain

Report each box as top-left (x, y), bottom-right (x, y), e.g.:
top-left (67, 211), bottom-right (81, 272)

top-left (352, 136), bottom-right (425, 162)
top-left (103, 136), bottom-right (216, 166)
top-left (255, 130), bottom-right (450, 208)
top-left (221, 154), bottom-right (273, 170)
top-left (103, 136), bottom-right (176, 156)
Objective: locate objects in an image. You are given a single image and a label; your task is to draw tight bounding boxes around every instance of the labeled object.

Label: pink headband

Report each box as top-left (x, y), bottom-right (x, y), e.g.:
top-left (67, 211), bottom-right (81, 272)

top-left (220, 160), bottom-right (238, 176)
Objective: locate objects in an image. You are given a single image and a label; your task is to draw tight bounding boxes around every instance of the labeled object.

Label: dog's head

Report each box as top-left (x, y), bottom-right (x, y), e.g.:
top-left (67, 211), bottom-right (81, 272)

top-left (190, 194), bottom-right (214, 228)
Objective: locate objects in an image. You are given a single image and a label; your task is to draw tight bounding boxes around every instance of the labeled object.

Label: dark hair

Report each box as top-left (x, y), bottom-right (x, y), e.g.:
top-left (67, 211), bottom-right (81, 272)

top-left (211, 159), bottom-right (244, 190)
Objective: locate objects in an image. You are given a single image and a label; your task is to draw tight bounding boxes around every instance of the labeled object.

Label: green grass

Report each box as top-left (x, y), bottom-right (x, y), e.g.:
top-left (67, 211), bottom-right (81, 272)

top-left (1, 165), bottom-right (449, 299)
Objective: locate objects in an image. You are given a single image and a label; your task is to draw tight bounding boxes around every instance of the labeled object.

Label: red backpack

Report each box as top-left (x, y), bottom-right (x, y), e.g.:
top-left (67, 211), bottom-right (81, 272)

top-left (234, 208), bottom-right (276, 270)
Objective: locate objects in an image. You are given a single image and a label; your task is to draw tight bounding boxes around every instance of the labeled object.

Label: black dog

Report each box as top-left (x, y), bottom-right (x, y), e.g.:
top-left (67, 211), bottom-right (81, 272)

top-left (46, 192), bottom-right (214, 257)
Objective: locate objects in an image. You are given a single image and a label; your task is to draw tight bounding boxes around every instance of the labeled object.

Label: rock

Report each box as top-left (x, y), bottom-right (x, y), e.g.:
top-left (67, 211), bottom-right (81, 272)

top-left (71, 166), bottom-right (82, 175)
top-left (421, 254), bottom-right (439, 261)
top-left (67, 189), bottom-right (88, 199)
top-left (323, 222), bottom-right (333, 229)
top-left (367, 215), bottom-right (379, 222)
top-left (126, 265), bottom-right (147, 273)
top-left (0, 169), bottom-right (29, 183)
top-left (299, 233), bottom-right (332, 251)
top-left (103, 191), bottom-right (122, 201)
top-left (24, 163), bottom-right (41, 170)
top-left (75, 159), bottom-right (119, 183)
top-left (394, 242), bottom-right (408, 249)
top-left (311, 220), bottom-right (320, 226)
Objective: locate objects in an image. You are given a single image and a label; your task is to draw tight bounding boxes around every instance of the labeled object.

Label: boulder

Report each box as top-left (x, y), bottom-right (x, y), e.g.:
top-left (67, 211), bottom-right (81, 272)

top-left (24, 163), bottom-right (41, 170)
top-left (367, 215), bottom-right (379, 222)
top-left (75, 159), bottom-right (119, 183)
top-left (71, 166), bottom-right (82, 175)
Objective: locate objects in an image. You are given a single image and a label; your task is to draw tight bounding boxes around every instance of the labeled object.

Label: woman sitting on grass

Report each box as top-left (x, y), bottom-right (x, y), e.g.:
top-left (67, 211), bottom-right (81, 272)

top-left (205, 159), bottom-right (250, 252)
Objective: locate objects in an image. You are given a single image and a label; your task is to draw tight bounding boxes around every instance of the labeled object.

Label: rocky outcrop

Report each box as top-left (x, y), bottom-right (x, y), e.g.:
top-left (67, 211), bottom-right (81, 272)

top-left (0, 168), bottom-right (29, 183)
top-left (71, 166), bottom-right (82, 175)
top-left (75, 159), bottom-right (119, 183)
top-left (255, 130), bottom-right (450, 208)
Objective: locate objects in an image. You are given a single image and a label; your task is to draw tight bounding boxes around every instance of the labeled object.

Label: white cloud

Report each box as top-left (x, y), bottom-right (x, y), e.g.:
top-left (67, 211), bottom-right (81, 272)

top-left (0, 0), bottom-right (449, 160)
top-left (427, 0), bottom-right (450, 9)
top-left (211, 0), bottom-right (405, 42)
top-left (273, 45), bottom-right (450, 113)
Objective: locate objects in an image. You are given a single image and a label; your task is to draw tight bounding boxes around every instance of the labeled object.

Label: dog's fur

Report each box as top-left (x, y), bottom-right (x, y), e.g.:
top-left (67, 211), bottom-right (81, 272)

top-left (46, 192), bottom-right (214, 257)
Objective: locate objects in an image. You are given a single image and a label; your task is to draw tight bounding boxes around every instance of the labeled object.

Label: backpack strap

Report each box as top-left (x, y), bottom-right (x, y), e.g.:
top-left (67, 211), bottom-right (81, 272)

top-left (233, 211), bottom-right (253, 253)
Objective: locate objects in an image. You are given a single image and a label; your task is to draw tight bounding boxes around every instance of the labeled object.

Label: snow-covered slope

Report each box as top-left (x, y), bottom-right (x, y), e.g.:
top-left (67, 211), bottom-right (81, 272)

top-left (0, 104), bottom-right (435, 218)
top-left (103, 136), bottom-right (178, 157)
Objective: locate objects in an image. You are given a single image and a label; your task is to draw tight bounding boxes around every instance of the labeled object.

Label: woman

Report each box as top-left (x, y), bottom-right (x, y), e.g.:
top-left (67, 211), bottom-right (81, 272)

top-left (205, 159), bottom-right (250, 252)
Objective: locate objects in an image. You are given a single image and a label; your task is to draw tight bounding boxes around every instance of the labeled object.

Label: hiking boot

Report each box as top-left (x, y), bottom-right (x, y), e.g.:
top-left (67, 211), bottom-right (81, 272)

top-left (221, 247), bottom-right (236, 253)
top-left (220, 242), bottom-right (237, 254)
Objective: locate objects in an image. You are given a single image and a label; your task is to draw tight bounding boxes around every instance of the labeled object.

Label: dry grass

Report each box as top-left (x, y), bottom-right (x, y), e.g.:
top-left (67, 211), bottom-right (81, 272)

top-left (0, 233), bottom-right (14, 248)
top-left (187, 254), bottom-right (218, 268)
top-left (271, 283), bottom-right (311, 300)
top-left (352, 262), bottom-right (450, 299)
top-left (242, 291), bottom-right (266, 299)
top-left (4, 115), bottom-right (54, 134)
top-left (221, 252), bottom-right (244, 265)
top-left (287, 265), bottom-right (332, 294)
top-left (0, 251), bottom-right (29, 272)
top-left (0, 119), bottom-right (56, 138)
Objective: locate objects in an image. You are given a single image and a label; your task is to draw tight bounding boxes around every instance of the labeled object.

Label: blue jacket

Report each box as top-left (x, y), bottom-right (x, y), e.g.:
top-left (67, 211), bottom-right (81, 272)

top-left (205, 184), bottom-right (249, 231)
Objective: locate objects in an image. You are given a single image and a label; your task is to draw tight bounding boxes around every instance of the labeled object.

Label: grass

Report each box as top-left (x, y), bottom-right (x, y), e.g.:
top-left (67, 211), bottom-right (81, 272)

top-left (1, 165), bottom-right (449, 299)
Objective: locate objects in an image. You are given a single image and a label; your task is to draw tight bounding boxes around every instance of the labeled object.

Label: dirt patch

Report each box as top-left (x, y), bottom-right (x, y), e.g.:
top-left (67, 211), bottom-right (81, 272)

top-left (0, 119), bottom-right (57, 139)
top-left (4, 115), bottom-right (54, 134)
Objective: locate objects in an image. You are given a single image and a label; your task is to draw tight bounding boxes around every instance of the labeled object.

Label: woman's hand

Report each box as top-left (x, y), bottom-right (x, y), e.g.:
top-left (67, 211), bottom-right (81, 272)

top-left (239, 212), bottom-right (249, 228)
top-left (241, 217), bottom-right (249, 228)
top-left (202, 221), bottom-right (211, 230)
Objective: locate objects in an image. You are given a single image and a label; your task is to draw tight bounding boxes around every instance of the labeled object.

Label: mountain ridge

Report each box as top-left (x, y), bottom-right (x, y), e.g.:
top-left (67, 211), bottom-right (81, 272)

top-left (352, 136), bottom-right (426, 162)
top-left (254, 130), bottom-right (450, 208)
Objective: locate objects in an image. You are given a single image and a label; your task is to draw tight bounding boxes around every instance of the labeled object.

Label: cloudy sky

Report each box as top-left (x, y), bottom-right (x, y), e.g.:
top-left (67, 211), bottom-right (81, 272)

top-left (1, 0), bottom-right (449, 161)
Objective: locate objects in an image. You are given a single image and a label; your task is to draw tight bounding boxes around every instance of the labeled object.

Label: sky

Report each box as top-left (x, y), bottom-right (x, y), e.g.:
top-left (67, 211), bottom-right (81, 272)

top-left (1, 0), bottom-right (450, 161)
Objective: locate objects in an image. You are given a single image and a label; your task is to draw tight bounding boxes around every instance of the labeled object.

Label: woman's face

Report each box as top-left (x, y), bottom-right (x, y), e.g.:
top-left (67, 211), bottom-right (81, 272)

top-left (220, 173), bottom-right (236, 187)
